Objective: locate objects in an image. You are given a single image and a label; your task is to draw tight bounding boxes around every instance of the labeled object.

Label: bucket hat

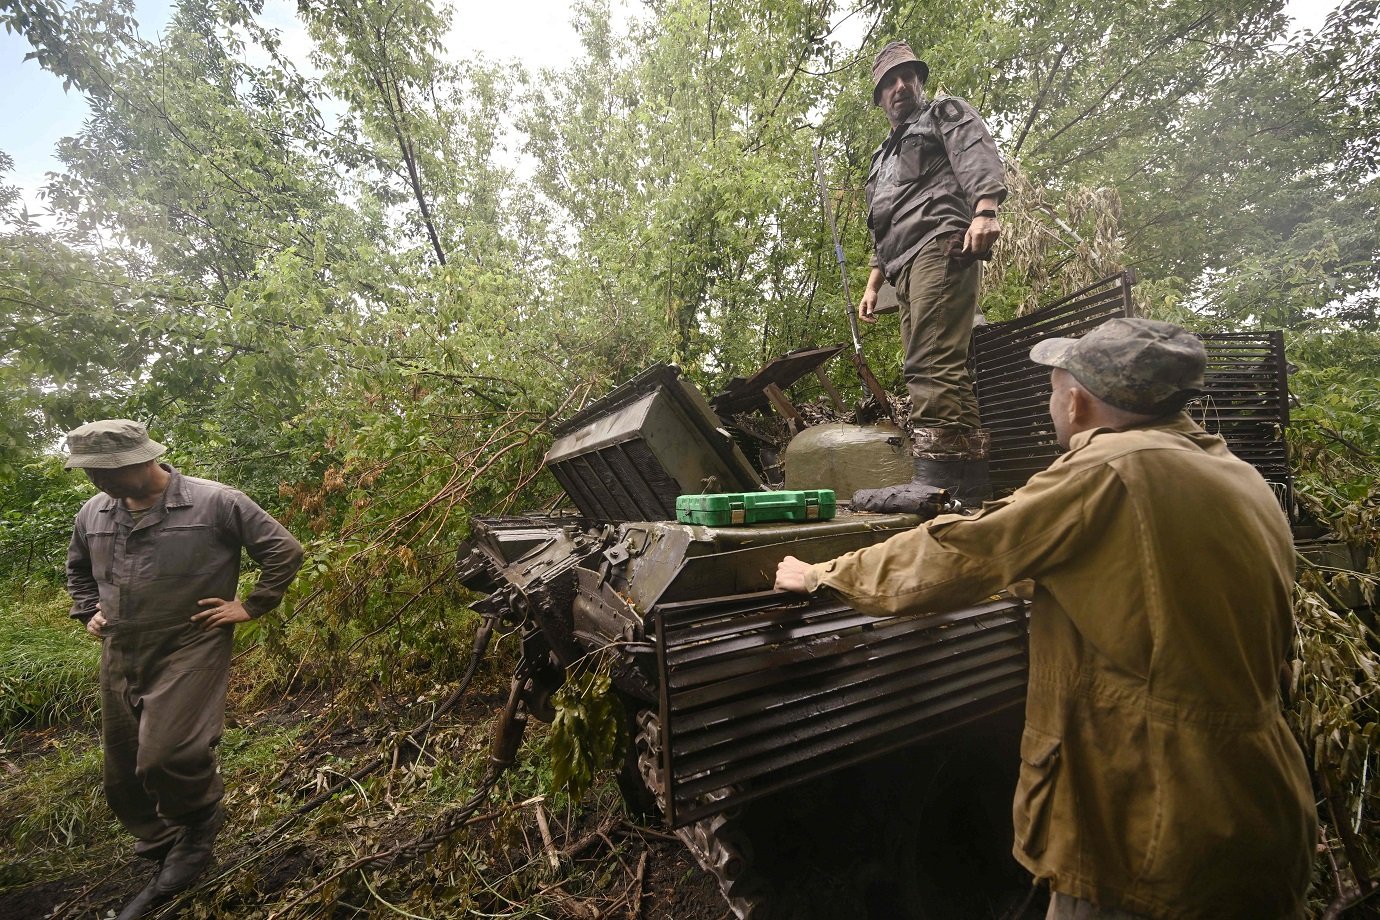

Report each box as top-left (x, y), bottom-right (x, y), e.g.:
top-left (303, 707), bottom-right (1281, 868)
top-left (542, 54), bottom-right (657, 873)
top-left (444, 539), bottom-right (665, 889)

top-left (872, 40), bottom-right (929, 104)
top-left (64, 419), bottom-right (167, 469)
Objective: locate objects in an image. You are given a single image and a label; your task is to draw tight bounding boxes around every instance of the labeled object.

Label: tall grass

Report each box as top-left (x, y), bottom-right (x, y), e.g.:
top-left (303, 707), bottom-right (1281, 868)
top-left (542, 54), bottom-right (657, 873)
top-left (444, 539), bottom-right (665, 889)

top-left (0, 582), bottom-right (99, 734)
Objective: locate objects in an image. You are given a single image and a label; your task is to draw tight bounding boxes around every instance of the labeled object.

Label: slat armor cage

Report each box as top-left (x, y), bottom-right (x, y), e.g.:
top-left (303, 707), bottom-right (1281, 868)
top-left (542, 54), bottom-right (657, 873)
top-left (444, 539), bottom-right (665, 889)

top-left (973, 273), bottom-right (1292, 510)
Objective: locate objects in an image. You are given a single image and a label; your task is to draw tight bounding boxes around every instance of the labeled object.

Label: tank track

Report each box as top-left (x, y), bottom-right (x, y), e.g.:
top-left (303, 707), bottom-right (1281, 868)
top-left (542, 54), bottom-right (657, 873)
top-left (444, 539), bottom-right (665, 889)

top-left (634, 709), bottom-right (770, 919)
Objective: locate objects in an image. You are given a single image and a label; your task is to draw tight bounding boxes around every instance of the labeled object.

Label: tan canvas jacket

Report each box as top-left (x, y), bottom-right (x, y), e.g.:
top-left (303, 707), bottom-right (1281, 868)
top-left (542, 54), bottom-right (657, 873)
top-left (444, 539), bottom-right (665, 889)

top-left (807, 415), bottom-right (1315, 919)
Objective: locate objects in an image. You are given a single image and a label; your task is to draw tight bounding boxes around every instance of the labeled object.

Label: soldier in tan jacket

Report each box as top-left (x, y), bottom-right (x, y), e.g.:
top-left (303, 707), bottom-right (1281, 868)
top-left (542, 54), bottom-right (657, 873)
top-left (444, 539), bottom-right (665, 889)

top-left (777, 319), bottom-right (1315, 919)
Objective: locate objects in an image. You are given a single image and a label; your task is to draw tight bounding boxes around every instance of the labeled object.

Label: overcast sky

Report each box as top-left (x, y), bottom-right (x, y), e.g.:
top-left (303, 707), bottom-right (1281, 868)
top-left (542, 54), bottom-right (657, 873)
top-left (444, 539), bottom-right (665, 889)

top-left (0, 0), bottom-right (623, 209)
top-left (0, 0), bottom-right (1344, 215)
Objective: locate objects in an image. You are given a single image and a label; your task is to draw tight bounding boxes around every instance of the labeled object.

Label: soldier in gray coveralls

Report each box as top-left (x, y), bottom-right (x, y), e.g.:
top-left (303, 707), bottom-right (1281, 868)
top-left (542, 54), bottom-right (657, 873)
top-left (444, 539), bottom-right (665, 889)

top-left (64, 419), bottom-right (303, 920)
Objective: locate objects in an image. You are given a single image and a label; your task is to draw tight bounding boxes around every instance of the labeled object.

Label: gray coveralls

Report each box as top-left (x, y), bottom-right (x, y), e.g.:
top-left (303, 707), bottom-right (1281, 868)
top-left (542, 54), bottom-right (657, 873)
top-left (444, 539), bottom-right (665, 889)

top-left (67, 466), bottom-right (303, 856)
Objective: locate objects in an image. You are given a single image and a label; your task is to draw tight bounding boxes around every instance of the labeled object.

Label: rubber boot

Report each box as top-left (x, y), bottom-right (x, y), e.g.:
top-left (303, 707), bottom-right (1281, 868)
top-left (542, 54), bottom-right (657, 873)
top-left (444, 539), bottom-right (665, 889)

top-left (945, 456), bottom-right (991, 509)
top-left (914, 427), bottom-right (991, 509)
top-left (116, 804), bottom-right (224, 920)
top-left (852, 428), bottom-right (991, 514)
top-left (116, 871), bottom-right (167, 920)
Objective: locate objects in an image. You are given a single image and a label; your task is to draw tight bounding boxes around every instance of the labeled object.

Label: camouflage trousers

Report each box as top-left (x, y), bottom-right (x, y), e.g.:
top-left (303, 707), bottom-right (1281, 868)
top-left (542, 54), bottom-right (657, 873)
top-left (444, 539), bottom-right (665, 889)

top-left (895, 232), bottom-right (983, 434)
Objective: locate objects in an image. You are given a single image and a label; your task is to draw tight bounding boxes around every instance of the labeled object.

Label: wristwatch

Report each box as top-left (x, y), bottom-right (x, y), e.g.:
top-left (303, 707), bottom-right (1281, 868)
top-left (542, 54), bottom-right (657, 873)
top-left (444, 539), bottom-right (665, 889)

top-left (974, 208), bottom-right (998, 218)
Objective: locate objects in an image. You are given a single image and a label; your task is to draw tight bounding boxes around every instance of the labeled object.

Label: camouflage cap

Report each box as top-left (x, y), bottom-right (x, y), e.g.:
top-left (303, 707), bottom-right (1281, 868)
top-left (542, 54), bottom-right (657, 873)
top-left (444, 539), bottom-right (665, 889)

top-left (872, 40), bottom-right (929, 104)
top-left (1030, 318), bottom-right (1207, 415)
top-left (64, 419), bottom-right (166, 470)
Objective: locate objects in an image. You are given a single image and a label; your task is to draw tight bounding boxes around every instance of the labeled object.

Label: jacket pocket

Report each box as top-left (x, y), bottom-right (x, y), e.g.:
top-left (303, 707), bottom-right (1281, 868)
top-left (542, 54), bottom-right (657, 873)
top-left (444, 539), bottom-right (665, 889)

top-left (894, 134), bottom-right (923, 184)
top-left (84, 528), bottom-right (118, 582)
top-left (1013, 725), bottom-right (1061, 859)
top-left (153, 524), bottom-right (217, 576)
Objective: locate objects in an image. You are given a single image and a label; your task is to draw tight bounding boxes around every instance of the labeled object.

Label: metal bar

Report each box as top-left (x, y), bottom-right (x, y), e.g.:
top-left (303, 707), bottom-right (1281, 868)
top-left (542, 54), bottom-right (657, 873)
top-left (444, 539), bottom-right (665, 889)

top-left (670, 690), bottom-right (1026, 825)
top-left (669, 628), bottom-right (1028, 739)
top-left (763, 382), bottom-right (804, 429)
top-left (654, 598), bottom-right (679, 827)
top-left (666, 615), bottom-right (1024, 711)
top-left (671, 677), bottom-right (1029, 817)
top-left (814, 367), bottom-right (847, 412)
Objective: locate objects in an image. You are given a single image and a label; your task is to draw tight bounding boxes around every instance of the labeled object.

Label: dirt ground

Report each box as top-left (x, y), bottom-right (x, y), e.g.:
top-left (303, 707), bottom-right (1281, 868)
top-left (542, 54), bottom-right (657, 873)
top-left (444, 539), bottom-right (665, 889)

top-left (0, 823), bottom-right (732, 920)
top-left (1, 686), bottom-right (1046, 920)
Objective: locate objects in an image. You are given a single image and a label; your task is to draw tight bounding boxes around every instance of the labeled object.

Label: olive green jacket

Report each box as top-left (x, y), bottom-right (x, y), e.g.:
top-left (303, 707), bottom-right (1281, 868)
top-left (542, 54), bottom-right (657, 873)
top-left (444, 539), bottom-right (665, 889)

top-left (808, 415), bottom-right (1315, 919)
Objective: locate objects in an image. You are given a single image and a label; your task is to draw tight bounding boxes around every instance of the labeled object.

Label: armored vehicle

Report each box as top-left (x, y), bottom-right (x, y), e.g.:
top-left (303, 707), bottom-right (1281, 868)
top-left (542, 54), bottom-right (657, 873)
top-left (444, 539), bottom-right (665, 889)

top-left (456, 273), bottom-right (1297, 918)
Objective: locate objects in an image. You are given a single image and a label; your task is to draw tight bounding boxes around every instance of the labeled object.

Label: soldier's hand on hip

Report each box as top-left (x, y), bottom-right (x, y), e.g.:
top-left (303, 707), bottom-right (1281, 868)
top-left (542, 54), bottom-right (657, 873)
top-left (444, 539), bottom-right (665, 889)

top-left (192, 597), bottom-right (252, 630)
top-left (858, 288), bottom-right (880, 324)
top-left (963, 214), bottom-right (1001, 256)
top-left (86, 605), bottom-right (107, 638)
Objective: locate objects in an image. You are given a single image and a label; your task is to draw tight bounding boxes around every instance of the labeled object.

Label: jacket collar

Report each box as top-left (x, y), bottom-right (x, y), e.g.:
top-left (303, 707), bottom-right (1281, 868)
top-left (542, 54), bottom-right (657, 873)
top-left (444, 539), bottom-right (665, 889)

top-left (873, 101), bottom-right (933, 162)
top-left (161, 464), bottom-right (193, 508)
top-left (1067, 412), bottom-right (1208, 452)
top-left (93, 463), bottom-right (190, 515)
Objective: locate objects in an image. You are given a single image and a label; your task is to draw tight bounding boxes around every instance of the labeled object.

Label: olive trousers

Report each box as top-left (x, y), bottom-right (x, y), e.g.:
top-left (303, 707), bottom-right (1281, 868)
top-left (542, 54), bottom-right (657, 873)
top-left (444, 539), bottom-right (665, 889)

top-left (895, 233), bottom-right (983, 433)
top-left (101, 619), bottom-right (233, 858)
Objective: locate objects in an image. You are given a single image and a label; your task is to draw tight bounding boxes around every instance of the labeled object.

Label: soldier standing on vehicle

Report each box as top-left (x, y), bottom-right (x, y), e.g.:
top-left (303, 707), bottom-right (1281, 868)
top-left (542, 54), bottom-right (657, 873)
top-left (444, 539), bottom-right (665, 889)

top-left (853, 40), bottom-right (1007, 510)
top-left (776, 319), bottom-right (1316, 919)
top-left (64, 420), bottom-right (304, 920)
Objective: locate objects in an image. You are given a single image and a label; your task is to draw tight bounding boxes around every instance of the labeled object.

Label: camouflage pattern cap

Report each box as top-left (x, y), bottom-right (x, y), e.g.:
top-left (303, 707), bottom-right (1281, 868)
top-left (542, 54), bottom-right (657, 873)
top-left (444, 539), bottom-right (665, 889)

top-left (872, 40), bottom-right (929, 104)
top-left (64, 419), bottom-right (166, 470)
top-left (1030, 318), bottom-right (1207, 415)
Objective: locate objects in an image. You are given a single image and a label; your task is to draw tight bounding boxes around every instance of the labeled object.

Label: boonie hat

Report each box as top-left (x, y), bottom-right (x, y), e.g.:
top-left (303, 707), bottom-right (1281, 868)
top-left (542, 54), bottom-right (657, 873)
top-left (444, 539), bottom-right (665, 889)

top-left (64, 419), bottom-right (167, 470)
top-left (1030, 318), bottom-right (1207, 414)
top-left (872, 40), bottom-right (929, 104)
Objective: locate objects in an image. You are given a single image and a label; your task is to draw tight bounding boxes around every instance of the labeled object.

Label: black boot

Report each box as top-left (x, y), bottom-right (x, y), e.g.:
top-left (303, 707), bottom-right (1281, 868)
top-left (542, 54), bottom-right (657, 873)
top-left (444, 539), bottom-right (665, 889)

top-left (116, 805), bottom-right (224, 920)
top-left (912, 427), bottom-right (991, 509)
top-left (116, 870), bottom-right (168, 920)
top-left (936, 455), bottom-right (991, 509)
top-left (852, 426), bottom-right (992, 513)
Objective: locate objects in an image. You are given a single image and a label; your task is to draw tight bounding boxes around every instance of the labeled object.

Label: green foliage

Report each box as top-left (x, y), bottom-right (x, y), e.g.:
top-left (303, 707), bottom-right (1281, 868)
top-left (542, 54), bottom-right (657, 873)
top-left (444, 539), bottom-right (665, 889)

top-left (0, 582), bottom-right (99, 734)
top-left (549, 662), bottom-right (624, 800)
top-left (1281, 328), bottom-right (1380, 894)
top-left (1286, 330), bottom-right (1380, 523)
top-left (0, 455), bottom-right (92, 585)
top-left (3, 0), bottom-right (1380, 908)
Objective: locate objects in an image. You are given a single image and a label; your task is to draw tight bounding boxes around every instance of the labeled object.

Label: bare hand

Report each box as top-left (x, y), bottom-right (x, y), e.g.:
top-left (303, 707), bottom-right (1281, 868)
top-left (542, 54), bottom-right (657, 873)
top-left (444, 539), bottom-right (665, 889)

top-left (192, 597), bottom-right (252, 630)
top-left (858, 288), bottom-right (879, 324)
top-left (963, 214), bottom-right (1001, 255)
top-left (86, 603), bottom-right (107, 638)
top-left (775, 556), bottom-right (815, 594)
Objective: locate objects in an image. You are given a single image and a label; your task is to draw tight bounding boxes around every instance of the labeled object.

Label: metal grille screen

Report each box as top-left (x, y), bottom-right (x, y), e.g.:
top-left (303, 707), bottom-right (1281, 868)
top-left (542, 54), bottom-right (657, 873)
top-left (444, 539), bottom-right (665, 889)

top-left (973, 276), bottom-right (1292, 509)
top-left (973, 274), bottom-right (1133, 496)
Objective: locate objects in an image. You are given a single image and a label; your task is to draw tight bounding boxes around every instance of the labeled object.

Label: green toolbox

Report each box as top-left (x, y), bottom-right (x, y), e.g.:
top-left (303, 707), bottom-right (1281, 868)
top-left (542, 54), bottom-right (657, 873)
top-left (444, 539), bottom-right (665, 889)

top-left (675, 490), bottom-right (836, 526)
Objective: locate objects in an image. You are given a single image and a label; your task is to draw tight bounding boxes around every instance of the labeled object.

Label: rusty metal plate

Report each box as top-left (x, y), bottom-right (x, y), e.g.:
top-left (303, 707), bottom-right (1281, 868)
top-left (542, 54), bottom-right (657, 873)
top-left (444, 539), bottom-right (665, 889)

top-left (711, 344), bottom-right (848, 416)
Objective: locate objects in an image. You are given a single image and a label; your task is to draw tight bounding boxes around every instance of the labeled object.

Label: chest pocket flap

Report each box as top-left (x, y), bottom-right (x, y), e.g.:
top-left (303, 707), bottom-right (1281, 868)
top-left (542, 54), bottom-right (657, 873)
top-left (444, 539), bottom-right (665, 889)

top-left (152, 523), bottom-right (218, 577)
top-left (84, 526), bottom-right (119, 581)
